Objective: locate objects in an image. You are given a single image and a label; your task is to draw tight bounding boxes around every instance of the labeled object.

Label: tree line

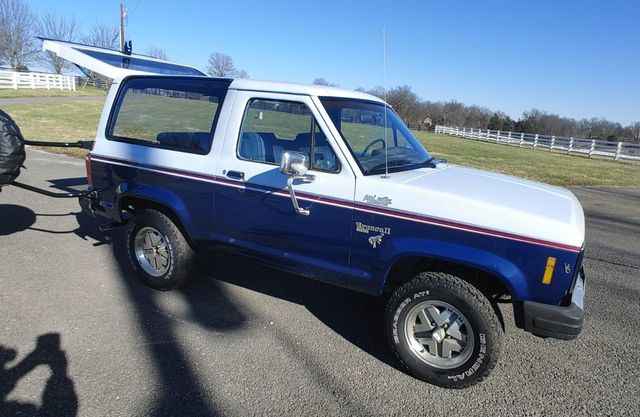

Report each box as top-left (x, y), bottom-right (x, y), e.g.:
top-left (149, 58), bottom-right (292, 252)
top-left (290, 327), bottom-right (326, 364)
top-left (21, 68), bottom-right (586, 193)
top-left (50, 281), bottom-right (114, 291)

top-left (353, 85), bottom-right (640, 143)
top-left (2, 0), bottom-right (635, 142)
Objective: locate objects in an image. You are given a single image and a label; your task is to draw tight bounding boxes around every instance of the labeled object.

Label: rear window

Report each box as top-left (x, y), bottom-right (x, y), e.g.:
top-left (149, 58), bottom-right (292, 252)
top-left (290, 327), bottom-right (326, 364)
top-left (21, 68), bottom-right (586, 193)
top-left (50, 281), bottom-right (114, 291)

top-left (108, 77), bottom-right (230, 154)
top-left (78, 48), bottom-right (206, 76)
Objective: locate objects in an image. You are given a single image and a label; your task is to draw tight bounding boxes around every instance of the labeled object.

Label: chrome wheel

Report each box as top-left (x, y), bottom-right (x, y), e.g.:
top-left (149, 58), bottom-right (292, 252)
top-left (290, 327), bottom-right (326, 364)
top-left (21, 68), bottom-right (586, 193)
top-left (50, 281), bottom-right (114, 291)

top-left (134, 226), bottom-right (170, 277)
top-left (404, 300), bottom-right (474, 369)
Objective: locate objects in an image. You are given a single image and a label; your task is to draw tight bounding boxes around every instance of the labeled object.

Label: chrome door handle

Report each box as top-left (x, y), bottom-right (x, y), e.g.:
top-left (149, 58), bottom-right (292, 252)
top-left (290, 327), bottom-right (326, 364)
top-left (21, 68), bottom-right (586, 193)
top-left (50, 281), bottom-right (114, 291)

top-left (226, 170), bottom-right (244, 180)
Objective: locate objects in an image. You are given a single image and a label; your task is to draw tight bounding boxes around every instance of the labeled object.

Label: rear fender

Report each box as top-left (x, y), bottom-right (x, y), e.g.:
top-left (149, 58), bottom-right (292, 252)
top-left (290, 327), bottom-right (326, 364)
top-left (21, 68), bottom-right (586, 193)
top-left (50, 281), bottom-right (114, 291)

top-left (115, 182), bottom-right (193, 232)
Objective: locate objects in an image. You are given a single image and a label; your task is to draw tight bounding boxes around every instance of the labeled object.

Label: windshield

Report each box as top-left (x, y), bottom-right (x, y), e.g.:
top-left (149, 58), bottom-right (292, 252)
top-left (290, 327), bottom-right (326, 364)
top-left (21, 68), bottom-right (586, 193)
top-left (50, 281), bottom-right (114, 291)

top-left (320, 98), bottom-right (432, 175)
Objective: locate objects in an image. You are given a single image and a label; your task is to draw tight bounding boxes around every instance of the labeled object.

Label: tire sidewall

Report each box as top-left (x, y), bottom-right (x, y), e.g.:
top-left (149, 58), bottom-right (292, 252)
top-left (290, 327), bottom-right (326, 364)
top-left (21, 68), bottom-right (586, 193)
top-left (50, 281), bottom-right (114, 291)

top-left (126, 211), bottom-right (178, 291)
top-left (388, 282), bottom-right (496, 387)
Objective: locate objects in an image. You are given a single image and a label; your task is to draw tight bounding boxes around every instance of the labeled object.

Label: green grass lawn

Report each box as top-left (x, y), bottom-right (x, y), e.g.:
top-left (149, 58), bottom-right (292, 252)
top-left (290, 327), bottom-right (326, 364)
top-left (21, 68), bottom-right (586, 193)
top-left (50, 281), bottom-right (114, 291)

top-left (415, 131), bottom-right (640, 186)
top-left (0, 86), bottom-right (106, 98)
top-left (1, 96), bottom-right (638, 186)
top-left (2, 98), bottom-right (104, 158)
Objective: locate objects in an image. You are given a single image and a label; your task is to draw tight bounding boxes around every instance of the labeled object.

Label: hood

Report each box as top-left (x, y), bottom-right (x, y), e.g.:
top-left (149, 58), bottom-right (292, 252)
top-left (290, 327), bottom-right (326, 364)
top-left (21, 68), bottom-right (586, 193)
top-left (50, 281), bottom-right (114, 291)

top-left (355, 164), bottom-right (585, 249)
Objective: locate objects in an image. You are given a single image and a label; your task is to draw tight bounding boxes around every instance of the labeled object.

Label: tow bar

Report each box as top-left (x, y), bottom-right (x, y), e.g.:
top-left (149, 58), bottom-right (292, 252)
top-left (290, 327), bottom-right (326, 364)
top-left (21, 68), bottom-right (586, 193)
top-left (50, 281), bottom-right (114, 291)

top-left (3, 139), bottom-right (96, 198)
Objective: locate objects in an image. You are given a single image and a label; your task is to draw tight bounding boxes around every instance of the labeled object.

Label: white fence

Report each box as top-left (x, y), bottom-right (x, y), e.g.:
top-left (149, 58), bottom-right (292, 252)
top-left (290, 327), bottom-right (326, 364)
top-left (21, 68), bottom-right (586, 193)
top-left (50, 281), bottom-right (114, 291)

top-left (435, 125), bottom-right (640, 162)
top-left (0, 70), bottom-right (76, 91)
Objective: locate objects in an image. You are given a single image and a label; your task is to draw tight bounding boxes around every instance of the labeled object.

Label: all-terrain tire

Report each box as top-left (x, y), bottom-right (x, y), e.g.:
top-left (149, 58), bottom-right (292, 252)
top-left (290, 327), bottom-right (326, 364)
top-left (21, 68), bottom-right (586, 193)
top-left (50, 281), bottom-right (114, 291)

top-left (385, 272), bottom-right (502, 388)
top-left (0, 109), bottom-right (26, 185)
top-left (126, 209), bottom-right (197, 291)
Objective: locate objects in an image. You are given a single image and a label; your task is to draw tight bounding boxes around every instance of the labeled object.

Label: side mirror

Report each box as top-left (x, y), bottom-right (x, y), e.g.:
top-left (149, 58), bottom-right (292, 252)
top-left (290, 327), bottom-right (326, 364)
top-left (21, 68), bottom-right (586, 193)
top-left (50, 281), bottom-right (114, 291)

top-left (280, 151), bottom-right (308, 177)
top-left (279, 151), bottom-right (314, 216)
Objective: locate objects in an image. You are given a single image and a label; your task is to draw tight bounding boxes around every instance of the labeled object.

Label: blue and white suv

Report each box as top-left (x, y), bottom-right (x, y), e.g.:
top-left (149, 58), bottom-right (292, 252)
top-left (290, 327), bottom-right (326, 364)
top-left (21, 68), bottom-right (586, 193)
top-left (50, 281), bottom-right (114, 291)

top-left (44, 39), bottom-right (586, 388)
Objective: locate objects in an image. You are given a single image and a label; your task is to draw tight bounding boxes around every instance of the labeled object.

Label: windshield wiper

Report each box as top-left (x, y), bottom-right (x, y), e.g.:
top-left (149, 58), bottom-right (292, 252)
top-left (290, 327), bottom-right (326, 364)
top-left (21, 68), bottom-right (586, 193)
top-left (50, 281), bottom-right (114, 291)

top-left (366, 157), bottom-right (436, 174)
top-left (419, 157), bottom-right (437, 168)
top-left (366, 160), bottom-right (414, 174)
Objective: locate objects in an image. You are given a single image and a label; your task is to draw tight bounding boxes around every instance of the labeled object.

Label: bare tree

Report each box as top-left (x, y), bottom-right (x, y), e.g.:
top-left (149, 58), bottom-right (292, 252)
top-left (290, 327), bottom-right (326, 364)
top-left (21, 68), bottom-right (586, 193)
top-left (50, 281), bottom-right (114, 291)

top-left (206, 52), bottom-right (248, 78)
top-left (206, 53), bottom-right (235, 77)
top-left (0, 0), bottom-right (39, 70)
top-left (146, 46), bottom-right (168, 60)
top-left (234, 69), bottom-right (249, 78)
top-left (81, 22), bottom-right (119, 49)
top-left (36, 12), bottom-right (79, 73)
top-left (313, 77), bottom-right (337, 87)
top-left (627, 122), bottom-right (640, 143)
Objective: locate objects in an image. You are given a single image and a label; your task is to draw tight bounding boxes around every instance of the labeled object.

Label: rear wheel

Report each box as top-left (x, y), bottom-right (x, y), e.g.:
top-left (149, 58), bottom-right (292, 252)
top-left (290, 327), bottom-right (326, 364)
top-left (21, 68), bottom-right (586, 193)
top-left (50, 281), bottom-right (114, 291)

top-left (126, 209), bottom-right (196, 291)
top-left (385, 272), bottom-right (502, 388)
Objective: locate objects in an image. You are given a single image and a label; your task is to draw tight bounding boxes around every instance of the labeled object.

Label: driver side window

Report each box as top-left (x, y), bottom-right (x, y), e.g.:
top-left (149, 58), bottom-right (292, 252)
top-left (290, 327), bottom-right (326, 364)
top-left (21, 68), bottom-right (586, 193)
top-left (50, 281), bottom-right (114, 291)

top-left (237, 98), bottom-right (340, 172)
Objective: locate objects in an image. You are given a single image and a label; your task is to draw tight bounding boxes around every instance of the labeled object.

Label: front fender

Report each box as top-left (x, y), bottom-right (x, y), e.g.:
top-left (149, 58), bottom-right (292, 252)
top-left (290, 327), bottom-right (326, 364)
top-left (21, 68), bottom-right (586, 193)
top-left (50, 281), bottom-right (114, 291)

top-left (357, 237), bottom-right (530, 300)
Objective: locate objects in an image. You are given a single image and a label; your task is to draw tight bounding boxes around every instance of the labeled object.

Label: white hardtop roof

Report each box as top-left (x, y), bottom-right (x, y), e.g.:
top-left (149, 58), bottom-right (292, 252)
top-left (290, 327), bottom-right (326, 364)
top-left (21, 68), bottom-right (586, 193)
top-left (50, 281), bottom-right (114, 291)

top-left (41, 38), bottom-right (384, 103)
top-left (228, 78), bottom-right (385, 103)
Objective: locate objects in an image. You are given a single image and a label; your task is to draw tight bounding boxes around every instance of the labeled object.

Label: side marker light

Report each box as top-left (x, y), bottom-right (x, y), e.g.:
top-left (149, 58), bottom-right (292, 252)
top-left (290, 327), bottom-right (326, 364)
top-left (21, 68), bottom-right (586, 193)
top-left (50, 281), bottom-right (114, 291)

top-left (542, 257), bottom-right (556, 285)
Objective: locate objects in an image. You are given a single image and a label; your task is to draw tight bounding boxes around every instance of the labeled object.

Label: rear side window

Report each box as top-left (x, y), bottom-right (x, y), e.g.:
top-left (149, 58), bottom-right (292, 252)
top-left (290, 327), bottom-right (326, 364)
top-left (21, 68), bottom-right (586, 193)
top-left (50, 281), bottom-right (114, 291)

top-left (108, 77), bottom-right (230, 154)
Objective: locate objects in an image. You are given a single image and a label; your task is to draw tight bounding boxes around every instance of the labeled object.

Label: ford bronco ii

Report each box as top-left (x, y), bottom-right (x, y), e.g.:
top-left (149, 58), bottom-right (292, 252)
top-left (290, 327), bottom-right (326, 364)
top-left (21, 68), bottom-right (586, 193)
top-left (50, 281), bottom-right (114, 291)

top-left (34, 39), bottom-right (585, 388)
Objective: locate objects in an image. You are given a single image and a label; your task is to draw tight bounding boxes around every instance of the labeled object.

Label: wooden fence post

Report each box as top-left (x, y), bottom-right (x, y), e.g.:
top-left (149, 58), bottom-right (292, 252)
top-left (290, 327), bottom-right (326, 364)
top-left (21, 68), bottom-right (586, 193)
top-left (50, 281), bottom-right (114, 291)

top-left (496, 130), bottom-right (501, 142)
top-left (507, 131), bottom-right (512, 144)
top-left (568, 137), bottom-right (574, 154)
top-left (615, 142), bottom-right (622, 161)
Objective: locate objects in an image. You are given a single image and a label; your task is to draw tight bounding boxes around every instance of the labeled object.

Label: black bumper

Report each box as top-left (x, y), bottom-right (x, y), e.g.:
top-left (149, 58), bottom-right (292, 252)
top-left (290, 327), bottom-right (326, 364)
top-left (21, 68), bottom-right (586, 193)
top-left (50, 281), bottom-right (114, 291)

top-left (521, 269), bottom-right (585, 340)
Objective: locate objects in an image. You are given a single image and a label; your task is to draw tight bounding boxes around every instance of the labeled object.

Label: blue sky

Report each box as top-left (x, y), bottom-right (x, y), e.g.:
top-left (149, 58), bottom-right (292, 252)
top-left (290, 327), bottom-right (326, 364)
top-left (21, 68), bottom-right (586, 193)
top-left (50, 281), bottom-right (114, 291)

top-left (30, 0), bottom-right (639, 125)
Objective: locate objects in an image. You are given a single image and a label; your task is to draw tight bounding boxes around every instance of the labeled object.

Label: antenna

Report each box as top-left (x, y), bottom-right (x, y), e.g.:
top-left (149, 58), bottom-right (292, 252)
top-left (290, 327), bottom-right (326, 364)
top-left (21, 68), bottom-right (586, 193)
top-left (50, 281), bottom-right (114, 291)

top-left (382, 28), bottom-right (389, 178)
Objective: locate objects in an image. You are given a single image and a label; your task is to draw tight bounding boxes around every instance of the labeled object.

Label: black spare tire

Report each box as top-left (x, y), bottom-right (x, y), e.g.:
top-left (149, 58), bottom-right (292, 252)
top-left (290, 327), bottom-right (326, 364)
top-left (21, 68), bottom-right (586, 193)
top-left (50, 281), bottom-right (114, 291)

top-left (0, 109), bottom-right (26, 185)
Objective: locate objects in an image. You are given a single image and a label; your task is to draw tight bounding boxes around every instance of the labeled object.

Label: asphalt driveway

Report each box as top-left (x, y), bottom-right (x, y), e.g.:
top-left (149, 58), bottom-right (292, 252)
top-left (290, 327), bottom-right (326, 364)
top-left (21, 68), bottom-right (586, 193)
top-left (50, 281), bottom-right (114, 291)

top-left (1, 149), bottom-right (638, 416)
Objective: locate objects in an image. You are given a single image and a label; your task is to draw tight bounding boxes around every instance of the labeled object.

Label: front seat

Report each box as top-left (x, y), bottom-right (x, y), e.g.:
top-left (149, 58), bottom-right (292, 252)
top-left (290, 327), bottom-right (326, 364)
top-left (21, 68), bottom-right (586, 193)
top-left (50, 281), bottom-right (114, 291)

top-left (239, 132), bottom-right (266, 162)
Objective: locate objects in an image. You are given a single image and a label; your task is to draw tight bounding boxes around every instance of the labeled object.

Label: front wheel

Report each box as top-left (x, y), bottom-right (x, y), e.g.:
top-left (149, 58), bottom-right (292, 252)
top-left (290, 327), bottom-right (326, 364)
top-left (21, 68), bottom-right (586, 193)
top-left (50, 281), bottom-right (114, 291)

top-left (385, 272), bottom-right (502, 388)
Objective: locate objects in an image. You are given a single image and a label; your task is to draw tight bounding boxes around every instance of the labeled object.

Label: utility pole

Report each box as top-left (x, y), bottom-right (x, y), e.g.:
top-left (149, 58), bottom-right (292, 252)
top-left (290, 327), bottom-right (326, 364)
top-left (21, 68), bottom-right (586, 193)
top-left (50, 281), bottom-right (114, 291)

top-left (119, 1), bottom-right (127, 52)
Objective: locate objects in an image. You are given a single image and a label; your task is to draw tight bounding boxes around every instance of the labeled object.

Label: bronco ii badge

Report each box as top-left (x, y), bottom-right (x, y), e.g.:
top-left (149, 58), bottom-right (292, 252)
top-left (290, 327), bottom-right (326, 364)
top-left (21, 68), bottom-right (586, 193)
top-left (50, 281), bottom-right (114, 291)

top-left (355, 222), bottom-right (391, 235)
top-left (363, 194), bottom-right (392, 207)
top-left (355, 222), bottom-right (391, 248)
top-left (368, 234), bottom-right (384, 248)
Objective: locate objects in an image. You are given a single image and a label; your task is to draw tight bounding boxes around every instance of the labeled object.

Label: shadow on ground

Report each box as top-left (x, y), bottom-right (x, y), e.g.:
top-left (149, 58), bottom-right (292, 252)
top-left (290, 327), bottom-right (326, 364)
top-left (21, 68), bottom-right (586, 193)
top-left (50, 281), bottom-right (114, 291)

top-left (102, 223), bottom-right (401, 416)
top-left (0, 333), bottom-right (78, 417)
top-left (4, 175), bottom-right (404, 415)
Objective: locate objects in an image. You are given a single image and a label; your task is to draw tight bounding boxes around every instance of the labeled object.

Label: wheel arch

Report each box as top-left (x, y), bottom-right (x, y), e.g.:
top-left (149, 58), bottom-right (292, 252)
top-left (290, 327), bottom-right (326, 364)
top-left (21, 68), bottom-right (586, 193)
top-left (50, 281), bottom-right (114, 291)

top-left (382, 253), bottom-right (514, 332)
top-left (378, 239), bottom-right (528, 302)
top-left (118, 193), bottom-right (197, 250)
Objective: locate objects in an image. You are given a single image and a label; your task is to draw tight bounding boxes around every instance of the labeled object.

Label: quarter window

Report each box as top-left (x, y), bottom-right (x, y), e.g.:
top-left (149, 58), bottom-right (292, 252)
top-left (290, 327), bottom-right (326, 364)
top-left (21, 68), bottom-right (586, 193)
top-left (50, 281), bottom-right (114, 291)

top-left (237, 99), bottom-right (339, 172)
top-left (108, 77), bottom-right (229, 154)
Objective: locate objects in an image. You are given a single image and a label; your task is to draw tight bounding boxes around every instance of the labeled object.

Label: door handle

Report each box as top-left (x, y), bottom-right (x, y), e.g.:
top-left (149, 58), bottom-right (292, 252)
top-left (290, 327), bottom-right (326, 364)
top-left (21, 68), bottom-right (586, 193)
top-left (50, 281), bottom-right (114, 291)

top-left (226, 170), bottom-right (244, 180)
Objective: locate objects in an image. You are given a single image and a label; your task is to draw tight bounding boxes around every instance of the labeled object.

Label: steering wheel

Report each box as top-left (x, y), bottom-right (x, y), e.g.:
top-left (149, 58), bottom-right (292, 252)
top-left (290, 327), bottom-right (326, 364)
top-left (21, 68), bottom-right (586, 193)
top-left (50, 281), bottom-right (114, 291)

top-left (360, 138), bottom-right (386, 157)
